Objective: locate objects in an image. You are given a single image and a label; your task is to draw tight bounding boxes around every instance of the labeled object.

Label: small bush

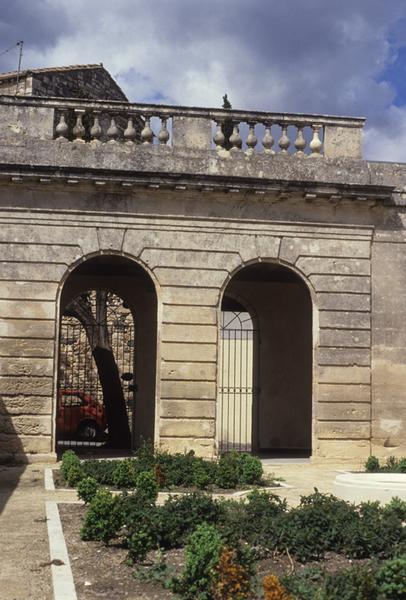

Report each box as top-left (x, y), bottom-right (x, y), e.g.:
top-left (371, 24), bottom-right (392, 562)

top-left (77, 476), bottom-right (99, 504)
top-left (81, 489), bottom-right (123, 544)
top-left (136, 470), bottom-right (159, 504)
top-left (398, 458), bottom-right (406, 473)
top-left (170, 523), bottom-right (223, 600)
top-left (215, 454), bottom-right (239, 489)
top-left (81, 459), bottom-right (117, 485)
top-left (123, 492), bottom-right (160, 562)
top-left (158, 492), bottom-right (223, 549)
top-left (236, 453), bottom-right (263, 485)
top-left (384, 496), bottom-right (406, 521)
top-left (66, 464), bottom-right (85, 487)
top-left (376, 556), bottom-right (406, 598)
top-left (112, 459), bottom-right (138, 489)
top-left (61, 450), bottom-right (81, 481)
top-left (211, 546), bottom-right (252, 600)
top-left (263, 574), bottom-right (293, 600)
top-left (365, 455), bottom-right (380, 472)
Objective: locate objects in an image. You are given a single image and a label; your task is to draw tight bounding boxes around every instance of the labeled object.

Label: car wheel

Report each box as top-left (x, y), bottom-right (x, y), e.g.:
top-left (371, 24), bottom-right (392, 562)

top-left (78, 421), bottom-right (99, 440)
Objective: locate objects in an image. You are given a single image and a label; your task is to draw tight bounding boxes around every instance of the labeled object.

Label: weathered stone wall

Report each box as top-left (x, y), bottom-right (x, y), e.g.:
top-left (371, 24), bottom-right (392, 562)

top-left (0, 97), bottom-right (406, 463)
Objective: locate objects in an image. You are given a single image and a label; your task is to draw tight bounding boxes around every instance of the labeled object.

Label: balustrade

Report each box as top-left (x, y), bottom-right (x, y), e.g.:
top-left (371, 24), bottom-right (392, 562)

top-left (47, 98), bottom-right (364, 159)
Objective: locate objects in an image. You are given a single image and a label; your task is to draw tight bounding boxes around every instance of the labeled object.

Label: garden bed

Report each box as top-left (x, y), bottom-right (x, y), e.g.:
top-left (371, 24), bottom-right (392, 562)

top-left (59, 503), bottom-right (372, 600)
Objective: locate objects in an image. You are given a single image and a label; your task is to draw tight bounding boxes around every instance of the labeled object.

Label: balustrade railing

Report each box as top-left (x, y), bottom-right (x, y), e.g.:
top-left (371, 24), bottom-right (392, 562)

top-left (0, 95), bottom-right (365, 159)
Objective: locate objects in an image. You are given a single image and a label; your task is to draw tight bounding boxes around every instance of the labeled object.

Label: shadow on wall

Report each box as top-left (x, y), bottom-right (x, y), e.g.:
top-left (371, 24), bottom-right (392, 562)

top-left (0, 395), bottom-right (26, 516)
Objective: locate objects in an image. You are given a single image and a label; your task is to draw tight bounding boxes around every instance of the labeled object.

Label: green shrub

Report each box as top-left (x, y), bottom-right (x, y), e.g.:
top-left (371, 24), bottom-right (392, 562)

top-left (112, 459), bottom-right (138, 488)
top-left (236, 453), bottom-right (263, 485)
top-left (77, 476), bottom-right (99, 504)
top-left (281, 491), bottom-right (353, 561)
top-left (192, 460), bottom-right (211, 489)
top-left (170, 523), bottom-right (223, 600)
top-left (365, 455), bottom-right (380, 472)
top-left (398, 458), bottom-right (406, 473)
top-left (66, 464), bottom-right (85, 487)
top-left (123, 492), bottom-right (160, 562)
top-left (81, 459), bottom-right (117, 485)
top-left (384, 497), bottom-right (406, 522)
top-left (376, 556), bottom-right (406, 598)
top-left (215, 453), bottom-right (239, 489)
top-left (283, 564), bottom-right (378, 600)
top-left (81, 489), bottom-right (124, 544)
top-left (341, 501), bottom-right (404, 559)
top-left (136, 470), bottom-right (159, 504)
top-left (60, 450), bottom-right (81, 481)
top-left (158, 493), bottom-right (223, 549)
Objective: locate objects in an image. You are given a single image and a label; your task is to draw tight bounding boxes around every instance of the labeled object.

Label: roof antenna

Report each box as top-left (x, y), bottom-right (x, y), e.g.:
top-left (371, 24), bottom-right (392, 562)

top-left (15, 41), bottom-right (24, 95)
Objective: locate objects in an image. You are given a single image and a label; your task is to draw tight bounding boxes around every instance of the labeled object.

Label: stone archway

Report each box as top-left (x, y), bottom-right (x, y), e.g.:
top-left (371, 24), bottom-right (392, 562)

top-left (56, 254), bottom-right (158, 454)
top-left (220, 261), bottom-right (313, 457)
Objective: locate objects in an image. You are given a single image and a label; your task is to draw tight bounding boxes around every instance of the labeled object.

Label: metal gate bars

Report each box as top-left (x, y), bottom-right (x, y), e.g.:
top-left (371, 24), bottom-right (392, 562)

top-left (218, 310), bottom-right (259, 453)
top-left (57, 290), bottom-right (135, 450)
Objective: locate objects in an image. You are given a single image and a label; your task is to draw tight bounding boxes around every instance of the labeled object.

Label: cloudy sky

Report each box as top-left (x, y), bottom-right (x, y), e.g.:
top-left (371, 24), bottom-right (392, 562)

top-left (1, 0), bottom-right (406, 161)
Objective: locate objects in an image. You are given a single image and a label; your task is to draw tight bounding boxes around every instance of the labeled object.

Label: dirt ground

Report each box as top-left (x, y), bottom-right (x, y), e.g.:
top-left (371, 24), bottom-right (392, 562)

top-left (59, 503), bottom-right (364, 600)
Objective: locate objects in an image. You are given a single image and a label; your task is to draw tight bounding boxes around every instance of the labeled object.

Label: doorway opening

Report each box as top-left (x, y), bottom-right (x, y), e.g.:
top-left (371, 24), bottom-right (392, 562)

top-left (56, 255), bottom-right (157, 456)
top-left (220, 261), bottom-right (312, 457)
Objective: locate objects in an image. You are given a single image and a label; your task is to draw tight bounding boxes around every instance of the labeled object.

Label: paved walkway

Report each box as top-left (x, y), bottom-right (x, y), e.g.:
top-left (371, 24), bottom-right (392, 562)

top-left (0, 459), bottom-right (359, 600)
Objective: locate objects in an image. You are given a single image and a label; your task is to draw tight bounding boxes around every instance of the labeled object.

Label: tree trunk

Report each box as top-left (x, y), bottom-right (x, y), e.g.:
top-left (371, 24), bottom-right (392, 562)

top-left (64, 291), bottom-right (132, 449)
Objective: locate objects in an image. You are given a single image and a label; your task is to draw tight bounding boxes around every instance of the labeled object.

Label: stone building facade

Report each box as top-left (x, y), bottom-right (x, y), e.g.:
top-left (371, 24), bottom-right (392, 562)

top-left (0, 65), bottom-right (405, 463)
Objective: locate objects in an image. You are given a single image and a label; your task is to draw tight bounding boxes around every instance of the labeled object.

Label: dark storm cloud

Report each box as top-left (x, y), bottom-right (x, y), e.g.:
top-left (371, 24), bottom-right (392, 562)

top-left (1, 0), bottom-right (406, 159)
top-left (0, 0), bottom-right (71, 72)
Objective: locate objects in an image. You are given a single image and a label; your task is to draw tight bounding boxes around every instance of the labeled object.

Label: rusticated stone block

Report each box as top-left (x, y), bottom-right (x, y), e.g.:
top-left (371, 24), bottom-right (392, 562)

top-left (159, 436), bottom-right (215, 458)
top-left (319, 329), bottom-right (371, 348)
top-left (161, 342), bottom-right (216, 362)
top-left (0, 395), bottom-right (52, 415)
top-left (0, 320), bottom-right (55, 339)
top-left (0, 357), bottom-right (54, 377)
top-left (0, 338), bottom-right (54, 358)
top-left (162, 361), bottom-right (216, 381)
top-left (161, 287), bottom-right (220, 306)
top-left (317, 421), bottom-right (370, 439)
top-left (280, 237), bottom-right (369, 264)
top-left (161, 380), bottom-right (216, 400)
top-left (162, 305), bottom-right (217, 325)
top-left (318, 293), bottom-right (370, 312)
top-left (319, 311), bottom-right (370, 330)
top-left (318, 383), bottom-right (370, 403)
top-left (0, 415), bottom-right (51, 435)
top-left (318, 347), bottom-right (370, 366)
top-left (319, 366), bottom-right (370, 384)
top-left (162, 323), bottom-right (217, 344)
top-left (310, 275), bottom-right (370, 294)
top-left (318, 402), bottom-right (370, 421)
top-left (0, 376), bottom-right (53, 396)
top-left (315, 439), bottom-right (370, 460)
top-left (161, 400), bottom-right (216, 419)
top-left (0, 433), bottom-right (52, 454)
top-left (160, 418), bottom-right (215, 438)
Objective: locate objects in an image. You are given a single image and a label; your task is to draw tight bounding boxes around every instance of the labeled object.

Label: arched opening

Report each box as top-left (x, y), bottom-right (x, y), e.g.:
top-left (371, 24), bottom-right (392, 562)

top-left (220, 261), bottom-right (313, 457)
top-left (56, 254), bottom-right (158, 455)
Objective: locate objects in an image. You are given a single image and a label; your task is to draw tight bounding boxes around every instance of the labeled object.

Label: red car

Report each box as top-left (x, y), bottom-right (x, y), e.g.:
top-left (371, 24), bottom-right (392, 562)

top-left (57, 390), bottom-right (107, 440)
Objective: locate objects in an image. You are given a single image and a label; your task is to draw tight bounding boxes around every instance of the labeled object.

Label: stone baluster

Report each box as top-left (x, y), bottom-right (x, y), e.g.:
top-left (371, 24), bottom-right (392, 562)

top-left (213, 122), bottom-right (225, 149)
top-left (294, 125), bottom-right (306, 156)
top-left (262, 124), bottom-right (275, 154)
top-left (72, 110), bottom-right (85, 142)
top-left (90, 112), bottom-right (102, 142)
top-left (55, 113), bottom-right (69, 139)
top-left (278, 125), bottom-right (290, 154)
top-left (246, 123), bottom-right (258, 155)
top-left (107, 115), bottom-right (119, 142)
top-left (141, 117), bottom-right (154, 144)
top-left (309, 124), bottom-right (323, 157)
top-left (158, 117), bottom-right (170, 145)
top-left (229, 124), bottom-right (242, 151)
top-left (124, 116), bottom-right (136, 142)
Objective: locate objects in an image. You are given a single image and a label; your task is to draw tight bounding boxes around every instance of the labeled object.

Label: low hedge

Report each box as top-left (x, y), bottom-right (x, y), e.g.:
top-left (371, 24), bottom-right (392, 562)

top-left (365, 454), bottom-right (406, 473)
top-left (60, 446), bottom-right (267, 490)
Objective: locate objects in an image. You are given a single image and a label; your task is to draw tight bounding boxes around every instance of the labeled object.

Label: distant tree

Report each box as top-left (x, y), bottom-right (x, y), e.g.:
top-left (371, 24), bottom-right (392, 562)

top-left (64, 290), bottom-right (131, 449)
top-left (222, 93), bottom-right (232, 109)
